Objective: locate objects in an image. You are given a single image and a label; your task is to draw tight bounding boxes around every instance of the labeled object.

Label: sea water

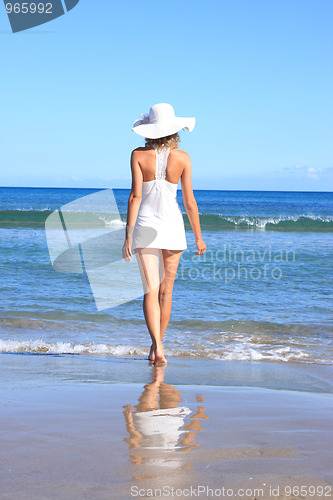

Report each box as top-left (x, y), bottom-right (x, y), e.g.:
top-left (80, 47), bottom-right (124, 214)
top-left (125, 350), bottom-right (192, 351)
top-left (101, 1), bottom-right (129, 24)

top-left (0, 187), bottom-right (332, 365)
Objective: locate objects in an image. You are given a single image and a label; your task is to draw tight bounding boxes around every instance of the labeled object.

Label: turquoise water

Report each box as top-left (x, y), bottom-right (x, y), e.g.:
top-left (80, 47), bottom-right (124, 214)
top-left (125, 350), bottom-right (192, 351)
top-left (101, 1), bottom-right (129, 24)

top-left (0, 186), bottom-right (332, 364)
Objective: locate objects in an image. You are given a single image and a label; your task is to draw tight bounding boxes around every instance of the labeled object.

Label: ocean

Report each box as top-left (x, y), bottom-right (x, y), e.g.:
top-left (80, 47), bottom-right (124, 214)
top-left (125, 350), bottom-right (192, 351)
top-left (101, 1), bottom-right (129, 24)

top-left (0, 186), bottom-right (332, 366)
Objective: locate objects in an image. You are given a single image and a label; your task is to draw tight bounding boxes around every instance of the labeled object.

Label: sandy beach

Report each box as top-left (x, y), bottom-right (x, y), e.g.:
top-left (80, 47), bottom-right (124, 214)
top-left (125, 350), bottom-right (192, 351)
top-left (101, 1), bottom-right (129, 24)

top-left (1, 354), bottom-right (333, 500)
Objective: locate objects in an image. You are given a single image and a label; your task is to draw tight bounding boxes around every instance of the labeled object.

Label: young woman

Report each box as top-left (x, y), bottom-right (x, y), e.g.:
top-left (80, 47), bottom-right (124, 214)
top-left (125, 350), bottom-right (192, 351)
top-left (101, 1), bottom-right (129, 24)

top-left (122, 103), bottom-right (206, 366)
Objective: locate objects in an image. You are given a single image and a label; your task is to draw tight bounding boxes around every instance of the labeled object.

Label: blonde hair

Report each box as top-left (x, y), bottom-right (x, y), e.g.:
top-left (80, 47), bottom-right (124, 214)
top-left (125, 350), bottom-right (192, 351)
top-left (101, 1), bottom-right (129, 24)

top-left (145, 132), bottom-right (180, 151)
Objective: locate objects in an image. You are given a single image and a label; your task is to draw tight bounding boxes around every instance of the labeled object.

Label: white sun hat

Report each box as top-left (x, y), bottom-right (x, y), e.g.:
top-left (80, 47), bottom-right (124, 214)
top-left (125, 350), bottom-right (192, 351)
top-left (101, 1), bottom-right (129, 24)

top-left (131, 103), bottom-right (195, 139)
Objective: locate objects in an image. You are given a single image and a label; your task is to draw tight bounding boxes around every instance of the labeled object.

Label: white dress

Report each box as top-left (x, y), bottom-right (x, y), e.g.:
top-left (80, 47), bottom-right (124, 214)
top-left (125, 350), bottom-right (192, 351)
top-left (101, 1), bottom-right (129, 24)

top-left (132, 406), bottom-right (192, 450)
top-left (132, 145), bottom-right (187, 251)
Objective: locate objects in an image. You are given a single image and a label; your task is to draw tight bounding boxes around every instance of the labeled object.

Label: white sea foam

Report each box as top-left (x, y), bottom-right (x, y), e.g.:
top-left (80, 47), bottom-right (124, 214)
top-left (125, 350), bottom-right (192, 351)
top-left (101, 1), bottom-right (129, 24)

top-left (0, 339), bottom-right (316, 363)
top-left (98, 216), bottom-right (126, 228)
top-left (210, 345), bottom-right (310, 362)
top-left (0, 339), bottom-right (146, 356)
top-left (218, 214), bottom-right (333, 230)
top-left (7, 207), bottom-right (53, 211)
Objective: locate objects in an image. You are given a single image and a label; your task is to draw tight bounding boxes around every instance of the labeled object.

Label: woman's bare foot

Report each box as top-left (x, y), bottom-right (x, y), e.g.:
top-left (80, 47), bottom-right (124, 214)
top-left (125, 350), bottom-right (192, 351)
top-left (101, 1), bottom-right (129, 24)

top-left (148, 343), bottom-right (156, 362)
top-left (154, 344), bottom-right (167, 366)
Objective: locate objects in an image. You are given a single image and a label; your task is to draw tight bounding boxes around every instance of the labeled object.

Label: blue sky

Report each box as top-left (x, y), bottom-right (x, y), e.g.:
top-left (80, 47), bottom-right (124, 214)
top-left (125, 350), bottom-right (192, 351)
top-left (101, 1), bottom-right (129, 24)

top-left (0, 0), bottom-right (332, 191)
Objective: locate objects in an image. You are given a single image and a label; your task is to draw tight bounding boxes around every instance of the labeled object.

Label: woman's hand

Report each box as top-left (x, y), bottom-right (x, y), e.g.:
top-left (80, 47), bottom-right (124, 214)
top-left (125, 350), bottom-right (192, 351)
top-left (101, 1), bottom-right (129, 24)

top-left (195, 236), bottom-right (206, 255)
top-left (122, 238), bottom-right (133, 262)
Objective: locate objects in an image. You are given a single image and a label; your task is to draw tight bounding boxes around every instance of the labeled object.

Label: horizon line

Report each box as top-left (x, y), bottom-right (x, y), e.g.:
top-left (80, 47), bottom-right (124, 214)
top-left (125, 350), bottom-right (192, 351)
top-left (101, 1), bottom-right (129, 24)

top-left (1, 185), bottom-right (332, 194)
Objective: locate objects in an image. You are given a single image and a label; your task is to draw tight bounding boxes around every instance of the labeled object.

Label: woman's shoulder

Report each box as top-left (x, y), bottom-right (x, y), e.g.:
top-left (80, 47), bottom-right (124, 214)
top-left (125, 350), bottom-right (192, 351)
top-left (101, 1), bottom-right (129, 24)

top-left (131, 147), bottom-right (154, 158)
top-left (170, 148), bottom-right (189, 156)
top-left (132, 146), bottom-right (151, 154)
top-left (132, 146), bottom-right (151, 151)
top-left (170, 149), bottom-right (191, 165)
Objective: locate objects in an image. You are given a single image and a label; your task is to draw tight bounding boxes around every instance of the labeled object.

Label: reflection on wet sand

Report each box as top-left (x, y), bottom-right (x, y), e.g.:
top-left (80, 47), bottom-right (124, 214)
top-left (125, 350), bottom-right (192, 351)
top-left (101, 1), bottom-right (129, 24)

top-left (123, 366), bottom-right (209, 468)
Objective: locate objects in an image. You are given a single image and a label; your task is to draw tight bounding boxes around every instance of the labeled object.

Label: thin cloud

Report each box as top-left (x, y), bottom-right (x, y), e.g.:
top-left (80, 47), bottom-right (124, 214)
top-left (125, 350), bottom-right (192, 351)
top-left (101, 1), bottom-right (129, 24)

top-left (284, 164), bottom-right (326, 180)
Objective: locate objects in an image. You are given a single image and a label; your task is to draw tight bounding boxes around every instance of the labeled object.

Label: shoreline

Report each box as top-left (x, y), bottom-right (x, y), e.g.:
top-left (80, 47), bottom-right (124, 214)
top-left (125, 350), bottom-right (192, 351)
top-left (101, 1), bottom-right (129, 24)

top-left (1, 352), bottom-right (333, 393)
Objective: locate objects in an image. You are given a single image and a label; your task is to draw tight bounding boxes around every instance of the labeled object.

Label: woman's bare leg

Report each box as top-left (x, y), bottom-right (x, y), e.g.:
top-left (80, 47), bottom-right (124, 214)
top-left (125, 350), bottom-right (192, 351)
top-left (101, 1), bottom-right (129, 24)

top-left (134, 248), bottom-right (166, 365)
top-left (146, 249), bottom-right (182, 361)
top-left (159, 249), bottom-right (182, 341)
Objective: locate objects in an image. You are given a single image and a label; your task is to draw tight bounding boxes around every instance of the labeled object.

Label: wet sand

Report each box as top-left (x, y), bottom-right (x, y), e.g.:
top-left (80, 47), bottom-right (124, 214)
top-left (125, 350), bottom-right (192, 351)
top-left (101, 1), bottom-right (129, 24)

top-left (1, 354), bottom-right (333, 499)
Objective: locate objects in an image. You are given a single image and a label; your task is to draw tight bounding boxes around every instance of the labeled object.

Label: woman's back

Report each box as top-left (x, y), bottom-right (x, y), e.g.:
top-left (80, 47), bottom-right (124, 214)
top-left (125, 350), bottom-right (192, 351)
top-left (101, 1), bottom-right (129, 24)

top-left (131, 145), bottom-right (188, 251)
top-left (133, 146), bottom-right (189, 185)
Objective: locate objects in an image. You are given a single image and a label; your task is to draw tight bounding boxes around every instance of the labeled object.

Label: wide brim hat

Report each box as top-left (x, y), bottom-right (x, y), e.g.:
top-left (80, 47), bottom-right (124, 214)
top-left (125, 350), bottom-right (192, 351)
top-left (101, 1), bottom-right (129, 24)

top-left (131, 102), bottom-right (195, 139)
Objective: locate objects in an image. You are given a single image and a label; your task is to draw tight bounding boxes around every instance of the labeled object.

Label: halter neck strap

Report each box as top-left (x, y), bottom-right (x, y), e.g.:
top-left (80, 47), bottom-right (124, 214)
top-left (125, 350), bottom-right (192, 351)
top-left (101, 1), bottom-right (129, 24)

top-left (153, 145), bottom-right (171, 180)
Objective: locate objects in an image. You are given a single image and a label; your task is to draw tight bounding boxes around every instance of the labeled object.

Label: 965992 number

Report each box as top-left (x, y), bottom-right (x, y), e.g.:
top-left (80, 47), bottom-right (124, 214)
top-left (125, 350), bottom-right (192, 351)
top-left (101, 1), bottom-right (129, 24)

top-left (5, 3), bottom-right (53, 14)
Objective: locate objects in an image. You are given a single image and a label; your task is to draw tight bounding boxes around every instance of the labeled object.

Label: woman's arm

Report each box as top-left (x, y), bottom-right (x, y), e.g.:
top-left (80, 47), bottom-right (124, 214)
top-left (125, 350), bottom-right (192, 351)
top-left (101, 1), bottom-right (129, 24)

top-left (122, 150), bottom-right (143, 262)
top-left (180, 153), bottom-right (206, 255)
